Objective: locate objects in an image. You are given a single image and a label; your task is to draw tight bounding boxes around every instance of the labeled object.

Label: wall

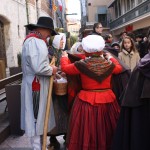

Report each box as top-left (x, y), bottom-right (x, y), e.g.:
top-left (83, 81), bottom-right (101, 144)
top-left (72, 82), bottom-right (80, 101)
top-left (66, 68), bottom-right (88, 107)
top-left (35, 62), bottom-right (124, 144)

top-left (0, 0), bottom-right (54, 69)
top-left (0, 0), bottom-right (27, 67)
top-left (87, 0), bottom-right (111, 22)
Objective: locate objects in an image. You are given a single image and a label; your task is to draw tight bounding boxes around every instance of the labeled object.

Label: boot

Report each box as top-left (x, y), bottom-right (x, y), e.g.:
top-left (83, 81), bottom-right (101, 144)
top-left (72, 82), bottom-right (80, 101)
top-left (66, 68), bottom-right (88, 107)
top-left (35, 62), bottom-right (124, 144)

top-left (31, 136), bottom-right (41, 150)
top-left (63, 134), bottom-right (66, 146)
top-left (49, 136), bottom-right (60, 150)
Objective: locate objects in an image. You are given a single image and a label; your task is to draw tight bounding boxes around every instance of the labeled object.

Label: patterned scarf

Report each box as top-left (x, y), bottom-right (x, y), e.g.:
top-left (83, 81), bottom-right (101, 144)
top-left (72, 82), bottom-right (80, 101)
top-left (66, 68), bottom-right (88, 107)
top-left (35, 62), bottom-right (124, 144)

top-left (74, 56), bottom-right (115, 82)
top-left (48, 46), bottom-right (62, 67)
top-left (24, 31), bottom-right (48, 45)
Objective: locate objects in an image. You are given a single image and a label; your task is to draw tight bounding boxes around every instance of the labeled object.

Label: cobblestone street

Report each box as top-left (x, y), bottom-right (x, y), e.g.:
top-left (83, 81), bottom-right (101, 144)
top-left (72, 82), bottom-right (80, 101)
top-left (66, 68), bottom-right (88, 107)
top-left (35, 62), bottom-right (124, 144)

top-left (0, 134), bottom-right (65, 150)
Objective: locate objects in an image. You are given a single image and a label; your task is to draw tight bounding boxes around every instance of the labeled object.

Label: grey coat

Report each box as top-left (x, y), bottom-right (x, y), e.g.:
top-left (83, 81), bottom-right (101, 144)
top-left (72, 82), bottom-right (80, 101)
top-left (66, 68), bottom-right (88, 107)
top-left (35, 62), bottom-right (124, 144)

top-left (21, 37), bottom-right (55, 137)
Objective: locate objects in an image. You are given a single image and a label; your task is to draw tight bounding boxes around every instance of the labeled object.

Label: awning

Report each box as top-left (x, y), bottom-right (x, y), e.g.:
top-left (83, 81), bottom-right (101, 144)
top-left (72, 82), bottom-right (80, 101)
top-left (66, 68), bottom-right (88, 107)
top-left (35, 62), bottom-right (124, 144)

top-left (108, 0), bottom-right (116, 8)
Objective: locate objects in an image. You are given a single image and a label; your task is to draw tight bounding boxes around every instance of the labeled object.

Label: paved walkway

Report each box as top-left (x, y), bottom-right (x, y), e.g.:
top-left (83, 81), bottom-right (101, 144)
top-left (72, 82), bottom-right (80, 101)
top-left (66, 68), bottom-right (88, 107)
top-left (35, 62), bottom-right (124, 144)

top-left (0, 96), bottom-right (66, 150)
top-left (0, 100), bottom-right (6, 114)
top-left (0, 134), bottom-right (66, 150)
top-left (0, 106), bottom-right (9, 135)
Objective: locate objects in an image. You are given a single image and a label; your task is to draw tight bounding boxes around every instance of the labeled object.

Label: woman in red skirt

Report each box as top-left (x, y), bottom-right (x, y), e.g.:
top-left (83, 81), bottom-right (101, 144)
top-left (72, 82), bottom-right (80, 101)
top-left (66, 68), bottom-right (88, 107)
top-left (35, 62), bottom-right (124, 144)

top-left (60, 35), bottom-right (122, 150)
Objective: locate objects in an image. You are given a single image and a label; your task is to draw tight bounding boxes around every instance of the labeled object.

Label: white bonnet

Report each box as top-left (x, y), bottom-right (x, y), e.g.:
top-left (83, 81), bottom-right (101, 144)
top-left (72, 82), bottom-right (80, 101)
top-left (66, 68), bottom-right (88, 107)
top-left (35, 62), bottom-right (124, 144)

top-left (52, 33), bottom-right (66, 49)
top-left (82, 35), bottom-right (105, 53)
top-left (70, 42), bottom-right (84, 54)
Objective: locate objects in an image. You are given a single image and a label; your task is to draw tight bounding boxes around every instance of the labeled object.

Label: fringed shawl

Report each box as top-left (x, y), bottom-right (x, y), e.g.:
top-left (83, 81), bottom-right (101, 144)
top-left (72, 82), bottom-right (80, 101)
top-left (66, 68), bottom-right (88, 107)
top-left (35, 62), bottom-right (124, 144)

top-left (74, 56), bottom-right (115, 82)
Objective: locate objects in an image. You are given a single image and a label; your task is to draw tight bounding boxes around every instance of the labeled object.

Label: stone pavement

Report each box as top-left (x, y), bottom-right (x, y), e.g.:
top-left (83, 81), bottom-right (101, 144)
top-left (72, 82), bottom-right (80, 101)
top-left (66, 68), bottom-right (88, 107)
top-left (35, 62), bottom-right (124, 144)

top-left (0, 134), bottom-right (66, 150)
top-left (0, 95), bottom-right (66, 150)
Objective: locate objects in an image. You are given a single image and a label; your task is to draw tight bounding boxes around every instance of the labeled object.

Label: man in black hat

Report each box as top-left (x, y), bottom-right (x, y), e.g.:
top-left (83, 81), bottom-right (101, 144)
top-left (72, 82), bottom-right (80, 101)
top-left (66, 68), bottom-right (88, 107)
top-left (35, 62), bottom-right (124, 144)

top-left (21, 16), bottom-right (57, 150)
top-left (25, 16), bottom-right (58, 36)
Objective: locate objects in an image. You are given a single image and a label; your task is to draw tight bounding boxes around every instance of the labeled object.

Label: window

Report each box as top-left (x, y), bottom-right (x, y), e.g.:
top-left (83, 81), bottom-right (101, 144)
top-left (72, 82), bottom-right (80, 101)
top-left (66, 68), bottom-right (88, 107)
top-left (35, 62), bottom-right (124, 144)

top-left (138, 0), bottom-right (143, 4)
top-left (131, 0), bottom-right (135, 8)
top-left (115, 3), bottom-right (118, 18)
top-left (98, 14), bottom-right (107, 27)
top-left (127, 0), bottom-right (130, 11)
top-left (124, 0), bottom-right (127, 12)
top-left (113, 0), bottom-right (122, 17)
top-left (118, 0), bottom-right (121, 16)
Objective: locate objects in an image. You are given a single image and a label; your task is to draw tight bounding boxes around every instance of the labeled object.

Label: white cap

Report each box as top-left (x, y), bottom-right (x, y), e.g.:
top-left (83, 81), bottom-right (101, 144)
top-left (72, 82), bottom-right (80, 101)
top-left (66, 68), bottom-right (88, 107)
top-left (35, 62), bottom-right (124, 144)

top-left (70, 42), bottom-right (84, 54)
top-left (52, 33), bottom-right (66, 49)
top-left (82, 35), bottom-right (105, 53)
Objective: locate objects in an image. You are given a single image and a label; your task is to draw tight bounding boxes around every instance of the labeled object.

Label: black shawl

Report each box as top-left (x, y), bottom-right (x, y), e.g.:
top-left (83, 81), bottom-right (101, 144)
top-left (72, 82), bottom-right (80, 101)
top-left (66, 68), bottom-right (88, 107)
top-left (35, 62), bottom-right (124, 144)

top-left (112, 52), bottom-right (150, 150)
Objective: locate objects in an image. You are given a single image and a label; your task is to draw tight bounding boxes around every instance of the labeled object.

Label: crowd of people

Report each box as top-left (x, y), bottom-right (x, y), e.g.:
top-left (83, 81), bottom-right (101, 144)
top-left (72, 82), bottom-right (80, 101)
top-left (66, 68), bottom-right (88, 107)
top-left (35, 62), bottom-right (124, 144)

top-left (21, 16), bottom-right (150, 150)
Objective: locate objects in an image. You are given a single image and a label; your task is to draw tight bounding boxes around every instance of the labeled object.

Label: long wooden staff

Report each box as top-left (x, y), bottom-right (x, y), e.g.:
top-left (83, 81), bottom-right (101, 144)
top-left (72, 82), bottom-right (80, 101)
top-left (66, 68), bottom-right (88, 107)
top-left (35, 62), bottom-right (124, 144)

top-left (42, 56), bottom-right (55, 150)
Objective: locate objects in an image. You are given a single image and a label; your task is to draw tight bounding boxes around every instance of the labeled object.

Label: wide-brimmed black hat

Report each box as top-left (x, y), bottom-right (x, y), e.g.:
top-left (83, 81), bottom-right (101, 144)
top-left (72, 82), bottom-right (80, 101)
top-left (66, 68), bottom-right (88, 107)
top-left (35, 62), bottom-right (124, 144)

top-left (25, 16), bottom-right (58, 36)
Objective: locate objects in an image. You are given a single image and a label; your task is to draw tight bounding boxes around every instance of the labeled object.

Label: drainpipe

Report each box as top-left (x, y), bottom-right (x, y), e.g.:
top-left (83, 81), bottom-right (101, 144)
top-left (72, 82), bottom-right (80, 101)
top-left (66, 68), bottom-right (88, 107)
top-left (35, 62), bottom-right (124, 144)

top-left (36, 0), bottom-right (40, 19)
top-left (25, 0), bottom-right (29, 24)
top-left (25, 0), bottom-right (29, 35)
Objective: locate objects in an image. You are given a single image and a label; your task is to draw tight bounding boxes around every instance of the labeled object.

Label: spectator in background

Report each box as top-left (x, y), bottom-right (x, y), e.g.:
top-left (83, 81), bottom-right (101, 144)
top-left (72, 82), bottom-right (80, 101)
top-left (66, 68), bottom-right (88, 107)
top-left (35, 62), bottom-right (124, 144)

top-left (135, 34), bottom-right (148, 58)
top-left (104, 40), bottom-right (120, 57)
top-left (127, 32), bottom-right (135, 41)
top-left (111, 42), bottom-right (120, 50)
top-left (145, 31), bottom-right (150, 53)
top-left (90, 22), bottom-right (103, 36)
top-left (104, 34), bottom-right (113, 47)
top-left (119, 36), bottom-right (140, 71)
top-left (109, 42), bottom-right (121, 57)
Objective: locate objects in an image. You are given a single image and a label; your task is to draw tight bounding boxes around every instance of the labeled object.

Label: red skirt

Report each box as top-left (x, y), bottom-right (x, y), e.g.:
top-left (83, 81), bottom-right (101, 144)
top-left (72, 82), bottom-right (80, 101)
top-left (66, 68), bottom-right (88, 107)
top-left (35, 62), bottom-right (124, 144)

top-left (66, 97), bottom-right (120, 150)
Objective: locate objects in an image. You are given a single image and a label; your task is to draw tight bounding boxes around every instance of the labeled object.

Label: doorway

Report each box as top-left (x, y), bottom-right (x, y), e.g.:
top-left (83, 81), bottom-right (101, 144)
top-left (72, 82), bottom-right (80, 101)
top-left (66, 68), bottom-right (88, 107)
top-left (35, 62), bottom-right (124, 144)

top-left (0, 20), bottom-right (6, 79)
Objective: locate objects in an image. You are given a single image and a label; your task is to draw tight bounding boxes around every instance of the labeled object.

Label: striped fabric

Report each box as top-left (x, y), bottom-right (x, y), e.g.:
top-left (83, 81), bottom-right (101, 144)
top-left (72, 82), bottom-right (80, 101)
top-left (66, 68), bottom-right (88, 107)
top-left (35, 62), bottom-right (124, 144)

top-left (32, 91), bottom-right (40, 120)
top-left (32, 77), bottom-right (40, 120)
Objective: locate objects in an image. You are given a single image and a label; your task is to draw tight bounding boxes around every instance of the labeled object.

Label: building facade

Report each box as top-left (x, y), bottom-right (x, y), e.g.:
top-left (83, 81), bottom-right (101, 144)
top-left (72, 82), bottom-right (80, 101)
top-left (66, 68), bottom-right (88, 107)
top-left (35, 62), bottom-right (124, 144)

top-left (55, 0), bottom-right (66, 30)
top-left (80, 0), bottom-right (87, 29)
top-left (80, 0), bottom-right (112, 37)
top-left (65, 0), bottom-right (81, 36)
top-left (108, 0), bottom-right (150, 39)
top-left (0, 0), bottom-right (66, 78)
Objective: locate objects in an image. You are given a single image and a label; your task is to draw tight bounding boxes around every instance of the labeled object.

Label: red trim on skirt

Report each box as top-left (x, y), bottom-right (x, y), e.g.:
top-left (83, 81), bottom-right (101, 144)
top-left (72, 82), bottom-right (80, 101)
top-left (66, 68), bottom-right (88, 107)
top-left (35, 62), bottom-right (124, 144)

top-left (67, 97), bottom-right (120, 150)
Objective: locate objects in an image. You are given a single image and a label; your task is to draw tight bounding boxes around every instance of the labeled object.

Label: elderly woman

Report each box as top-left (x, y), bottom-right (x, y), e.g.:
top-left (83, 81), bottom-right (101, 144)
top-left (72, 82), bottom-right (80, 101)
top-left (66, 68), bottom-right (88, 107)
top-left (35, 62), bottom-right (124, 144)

top-left (47, 33), bottom-right (69, 149)
top-left (60, 35), bottom-right (122, 150)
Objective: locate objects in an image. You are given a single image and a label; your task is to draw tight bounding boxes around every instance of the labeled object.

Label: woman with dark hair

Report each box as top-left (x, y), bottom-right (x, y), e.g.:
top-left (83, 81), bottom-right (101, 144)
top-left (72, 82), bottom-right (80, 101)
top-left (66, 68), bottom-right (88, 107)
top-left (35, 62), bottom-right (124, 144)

top-left (91, 22), bottom-right (103, 36)
top-left (112, 29), bottom-right (150, 150)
